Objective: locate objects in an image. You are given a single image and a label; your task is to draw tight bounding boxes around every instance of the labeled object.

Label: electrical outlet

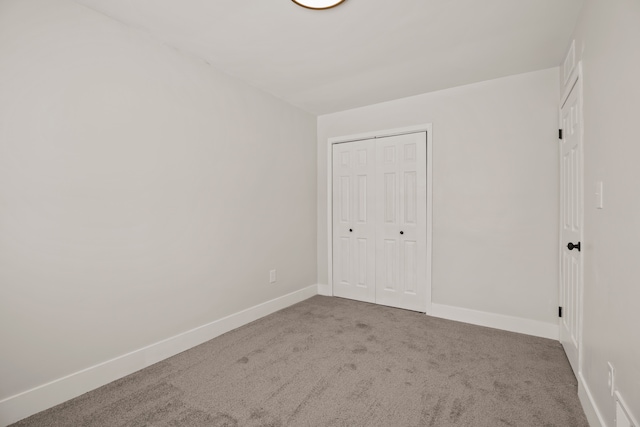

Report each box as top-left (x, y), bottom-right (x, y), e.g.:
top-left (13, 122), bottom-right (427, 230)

top-left (269, 270), bottom-right (277, 284)
top-left (608, 362), bottom-right (615, 397)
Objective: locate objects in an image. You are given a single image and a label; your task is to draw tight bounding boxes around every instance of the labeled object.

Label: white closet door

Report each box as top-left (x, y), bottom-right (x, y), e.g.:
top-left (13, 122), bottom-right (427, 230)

top-left (375, 133), bottom-right (427, 312)
top-left (332, 140), bottom-right (376, 303)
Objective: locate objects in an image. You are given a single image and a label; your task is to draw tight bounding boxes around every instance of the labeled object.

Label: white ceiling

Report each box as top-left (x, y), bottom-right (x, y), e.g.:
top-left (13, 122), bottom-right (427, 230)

top-left (73, 0), bottom-right (585, 115)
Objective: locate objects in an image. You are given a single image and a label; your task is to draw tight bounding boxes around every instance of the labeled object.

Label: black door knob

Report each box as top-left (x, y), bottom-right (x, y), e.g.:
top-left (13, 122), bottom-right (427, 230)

top-left (349, 229), bottom-right (353, 232)
top-left (567, 242), bottom-right (581, 251)
top-left (400, 231), bottom-right (404, 235)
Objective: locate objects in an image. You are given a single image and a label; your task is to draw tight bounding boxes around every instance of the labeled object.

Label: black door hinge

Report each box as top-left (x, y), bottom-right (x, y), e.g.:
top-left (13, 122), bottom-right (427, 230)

top-left (559, 307), bottom-right (563, 318)
top-left (559, 129), bottom-right (563, 140)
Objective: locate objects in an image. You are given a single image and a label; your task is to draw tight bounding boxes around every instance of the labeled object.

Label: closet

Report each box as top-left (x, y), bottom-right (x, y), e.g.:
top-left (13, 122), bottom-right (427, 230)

top-left (332, 132), bottom-right (428, 312)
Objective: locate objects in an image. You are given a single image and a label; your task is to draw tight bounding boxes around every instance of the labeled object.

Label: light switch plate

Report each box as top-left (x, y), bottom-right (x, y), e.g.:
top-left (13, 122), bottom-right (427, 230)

top-left (596, 181), bottom-right (604, 209)
top-left (608, 361), bottom-right (615, 396)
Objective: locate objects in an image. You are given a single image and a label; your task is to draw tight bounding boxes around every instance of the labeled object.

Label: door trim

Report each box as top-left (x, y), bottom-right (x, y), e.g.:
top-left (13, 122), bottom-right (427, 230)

top-left (558, 61), bottom-right (584, 375)
top-left (326, 124), bottom-right (433, 314)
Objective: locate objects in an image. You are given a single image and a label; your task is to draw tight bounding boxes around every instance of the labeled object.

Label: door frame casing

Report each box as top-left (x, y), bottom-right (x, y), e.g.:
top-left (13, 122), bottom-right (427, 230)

top-left (559, 62), bottom-right (584, 375)
top-left (326, 124), bottom-right (433, 315)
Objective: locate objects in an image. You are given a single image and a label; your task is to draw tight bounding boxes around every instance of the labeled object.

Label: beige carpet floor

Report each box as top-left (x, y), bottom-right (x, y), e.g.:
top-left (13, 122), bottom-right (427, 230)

top-left (13, 295), bottom-right (588, 426)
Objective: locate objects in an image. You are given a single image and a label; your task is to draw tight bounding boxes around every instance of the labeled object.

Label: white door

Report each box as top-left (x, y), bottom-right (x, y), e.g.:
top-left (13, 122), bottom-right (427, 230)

top-left (375, 133), bottom-right (428, 312)
top-left (559, 79), bottom-right (583, 376)
top-left (332, 140), bottom-right (376, 303)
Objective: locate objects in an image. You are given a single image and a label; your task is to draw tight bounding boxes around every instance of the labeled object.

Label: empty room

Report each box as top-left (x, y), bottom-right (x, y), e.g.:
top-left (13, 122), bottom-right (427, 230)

top-left (1, 0), bottom-right (638, 426)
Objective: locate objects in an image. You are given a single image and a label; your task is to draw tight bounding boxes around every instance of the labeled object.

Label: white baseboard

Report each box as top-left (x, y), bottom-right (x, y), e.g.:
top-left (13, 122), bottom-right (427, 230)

top-left (430, 303), bottom-right (559, 340)
top-left (578, 372), bottom-right (607, 427)
top-left (0, 285), bottom-right (318, 426)
top-left (317, 283), bottom-right (332, 296)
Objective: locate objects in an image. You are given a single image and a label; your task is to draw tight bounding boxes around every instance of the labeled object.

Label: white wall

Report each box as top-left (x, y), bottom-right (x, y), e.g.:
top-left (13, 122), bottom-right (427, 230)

top-left (567, 0), bottom-right (640, 424)
top-left (0, 0), bottom-right (316, 405)
top-left (318, 69), bottom-right (560, 327)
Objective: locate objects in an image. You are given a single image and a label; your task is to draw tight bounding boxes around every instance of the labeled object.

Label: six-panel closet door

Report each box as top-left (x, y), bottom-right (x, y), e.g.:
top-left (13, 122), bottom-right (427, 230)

top-left (374, 133), bottom-right (427, 312)
top-left (332, 132), bottom-right (427, 312)
top-left (332, 140), bottom-right (376, 303)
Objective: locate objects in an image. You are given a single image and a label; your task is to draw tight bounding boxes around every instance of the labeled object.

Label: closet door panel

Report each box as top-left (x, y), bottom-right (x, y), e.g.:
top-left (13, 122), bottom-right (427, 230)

top-left (376, 142), bottom-right (401, 298)
top-left (333, 145), bottom-right (352, 289)
top-left (376, 133), bottom-right (427, 312)
top-left (332, 140), bottom-right (376, 303)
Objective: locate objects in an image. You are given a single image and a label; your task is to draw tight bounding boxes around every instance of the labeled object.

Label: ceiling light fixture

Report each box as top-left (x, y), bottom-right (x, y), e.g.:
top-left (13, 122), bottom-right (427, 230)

top-left (291, 0), bottom-right (346, 10)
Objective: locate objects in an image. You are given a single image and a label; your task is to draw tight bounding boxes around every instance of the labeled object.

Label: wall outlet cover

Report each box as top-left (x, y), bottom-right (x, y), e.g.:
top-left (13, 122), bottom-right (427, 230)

top-left (615, 391), bottom-right (637, 427)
